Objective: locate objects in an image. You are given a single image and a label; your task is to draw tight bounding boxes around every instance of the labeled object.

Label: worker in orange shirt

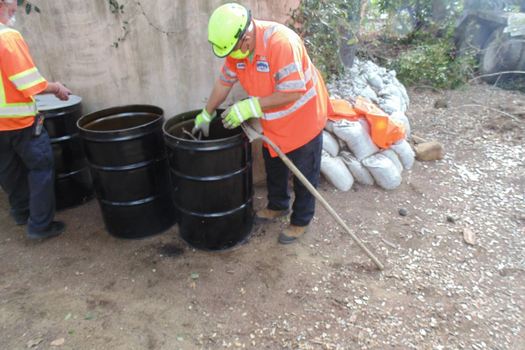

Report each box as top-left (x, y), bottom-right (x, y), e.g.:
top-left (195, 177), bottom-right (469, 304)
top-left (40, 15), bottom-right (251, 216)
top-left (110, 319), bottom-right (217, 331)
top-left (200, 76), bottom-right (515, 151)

top-left (0, 0), bottom-right (71, 239)
top-left (193, 3), bottom-right (329, 244)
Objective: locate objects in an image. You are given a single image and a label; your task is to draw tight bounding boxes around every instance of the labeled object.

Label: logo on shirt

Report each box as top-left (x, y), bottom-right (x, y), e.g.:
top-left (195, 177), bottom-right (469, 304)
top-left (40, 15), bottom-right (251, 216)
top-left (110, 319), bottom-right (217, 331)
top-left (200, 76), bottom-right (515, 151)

top-left (256, 60), bottom-right (270, 73)
top-left (236, 62), bottom-right (246, 70)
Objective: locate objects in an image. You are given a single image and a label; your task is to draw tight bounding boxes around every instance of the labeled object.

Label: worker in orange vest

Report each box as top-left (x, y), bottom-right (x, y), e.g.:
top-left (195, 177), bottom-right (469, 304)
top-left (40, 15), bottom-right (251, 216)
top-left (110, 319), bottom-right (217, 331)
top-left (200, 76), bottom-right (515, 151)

top-left (193, 3), bottom-right (329, 244)
top-left (0, 0), bottom-right (71, 239)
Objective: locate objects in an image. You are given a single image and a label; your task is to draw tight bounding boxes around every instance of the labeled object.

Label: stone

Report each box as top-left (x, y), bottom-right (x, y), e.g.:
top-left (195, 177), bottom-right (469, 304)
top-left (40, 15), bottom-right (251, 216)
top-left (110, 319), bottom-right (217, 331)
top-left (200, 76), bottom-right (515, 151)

top-left (415, 141), bottom-right (445, 161)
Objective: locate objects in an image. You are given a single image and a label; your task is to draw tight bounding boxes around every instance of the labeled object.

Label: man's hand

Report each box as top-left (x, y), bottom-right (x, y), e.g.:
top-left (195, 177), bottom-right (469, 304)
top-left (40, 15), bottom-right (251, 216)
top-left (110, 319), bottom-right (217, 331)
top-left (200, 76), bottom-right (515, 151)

top-left (222, 97), bottom-right (263, 129)
top-left (192, 108), bottom-right (216, 137)
top-left (48, 82), bottom-right (71, 101)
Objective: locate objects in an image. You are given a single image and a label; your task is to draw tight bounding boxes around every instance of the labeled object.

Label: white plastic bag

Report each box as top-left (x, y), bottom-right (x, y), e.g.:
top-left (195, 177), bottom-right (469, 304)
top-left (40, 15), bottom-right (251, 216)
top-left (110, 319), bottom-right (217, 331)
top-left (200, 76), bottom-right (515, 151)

top-left (321, 151), bottom-right (354, 191)
top-left (325, 120), bottom-right (335, 133)
top-left (340, 151), bottom-right (375, 186)
top-left (381, 149), bottom-right (403, 173)
top-left (333, 120), bottom-right (379, 161)
top-left (362, 153), bottom-right (402, 190)
top-left (322, 131), bottom-right (340, 157)
top-left (391, 139), bottom-right (415, 170)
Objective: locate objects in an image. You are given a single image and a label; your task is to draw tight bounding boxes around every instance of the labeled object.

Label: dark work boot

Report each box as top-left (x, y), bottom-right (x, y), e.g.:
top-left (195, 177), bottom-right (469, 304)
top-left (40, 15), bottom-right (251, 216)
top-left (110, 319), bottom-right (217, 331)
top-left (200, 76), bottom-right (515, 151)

top-left (278, 224), bottom-right (308, 244)
top-left (255, 208), bottom-right (289, 222)
top-left (27, 221), bottom-right (65, 240)
top-left (12, 210), bottom-right (29, 225)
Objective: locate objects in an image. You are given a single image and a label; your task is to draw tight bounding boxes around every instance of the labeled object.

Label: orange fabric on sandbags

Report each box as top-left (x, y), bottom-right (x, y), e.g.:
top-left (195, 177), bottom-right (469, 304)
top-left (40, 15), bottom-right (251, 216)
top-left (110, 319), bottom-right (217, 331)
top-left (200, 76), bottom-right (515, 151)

top-left (327, 96), bottom-right (406, 149)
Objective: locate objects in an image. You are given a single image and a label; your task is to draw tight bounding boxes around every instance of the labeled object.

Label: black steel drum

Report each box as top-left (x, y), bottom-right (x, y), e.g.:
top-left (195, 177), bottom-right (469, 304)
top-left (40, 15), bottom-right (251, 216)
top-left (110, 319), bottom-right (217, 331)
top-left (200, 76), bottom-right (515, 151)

top-left (77, 105), bottom-right (175, 239)
top-left (36, 94), bottom-right (93, 210)
top-left (163, 110), bottom-right (254, 251)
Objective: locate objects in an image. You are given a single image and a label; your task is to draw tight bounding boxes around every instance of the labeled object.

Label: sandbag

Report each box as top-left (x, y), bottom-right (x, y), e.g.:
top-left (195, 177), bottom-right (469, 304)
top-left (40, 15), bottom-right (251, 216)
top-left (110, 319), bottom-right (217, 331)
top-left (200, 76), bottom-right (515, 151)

top-left (391, 139), bottom-right (415, 169)
top-left (357, 117), bottom-right (370, 134)
top-left (333, 120), bottom-right (379, 161)
top-left (320, 151), bottom-right (354, 191)
top-left (340, 151), bottom-right (375, 186)
top-left (381, 149), bottom-right (403, 173)
top-left (325, 120), bottom-right (335, 133)
top-left (322, 131), bottom-right (340, 157)
top-left (362, 153), bottom-right (402, 190)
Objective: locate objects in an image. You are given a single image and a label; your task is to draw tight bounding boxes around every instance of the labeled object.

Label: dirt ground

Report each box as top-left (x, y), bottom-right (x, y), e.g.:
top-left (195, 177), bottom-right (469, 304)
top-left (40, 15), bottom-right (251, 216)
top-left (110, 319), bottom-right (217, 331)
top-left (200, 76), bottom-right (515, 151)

top-left (0, 84), bottom-right (524, 350)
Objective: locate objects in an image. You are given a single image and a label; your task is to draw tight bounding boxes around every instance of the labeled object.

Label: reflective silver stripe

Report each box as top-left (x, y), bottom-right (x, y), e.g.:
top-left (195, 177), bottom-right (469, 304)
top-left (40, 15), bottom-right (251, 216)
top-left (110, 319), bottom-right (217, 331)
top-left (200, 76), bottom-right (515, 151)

top-left (220, 74), bottom-right (237, 85)
top-left (263, 85), bottom-right (317, 121)
top-left (248, 98), bottom-right (259, 117)
top-left (274, 62), bottom-right (300, 82)
top-left (10, 69), bottom-right (45, 90)
top-left (223, 67), bottom-right (237, 79)
top-left (263, 25), bottom-right (278, 48)
top-left (233, 104), bottom-right (243, 123)
top-left (0, 103), bottom-right (38, 118)
top-left (276, 80), bottom-right (306, 91)
top-left (304, 66), bottom-right (312, 83)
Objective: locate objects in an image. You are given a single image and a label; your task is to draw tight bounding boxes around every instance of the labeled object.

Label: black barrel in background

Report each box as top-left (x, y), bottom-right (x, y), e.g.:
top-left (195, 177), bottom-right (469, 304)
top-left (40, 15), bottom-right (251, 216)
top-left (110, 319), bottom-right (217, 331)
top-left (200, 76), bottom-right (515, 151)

top-left (36, 94), bottom-right (93, 210)
top-left (77, 105), bottom-right (175, 238)
top-left (163, 110), bottom-right (253, 251)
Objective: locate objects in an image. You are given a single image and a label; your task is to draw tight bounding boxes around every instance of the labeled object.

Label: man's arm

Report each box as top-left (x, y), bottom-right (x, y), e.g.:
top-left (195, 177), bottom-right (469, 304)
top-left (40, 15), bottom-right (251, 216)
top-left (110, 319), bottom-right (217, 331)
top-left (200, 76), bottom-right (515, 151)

top-left (204, 78), bottom-right (233, 114)
top-left (259, 91), bottom-right (302, 111)
top-left (41, 82), bottom-right (71, 101)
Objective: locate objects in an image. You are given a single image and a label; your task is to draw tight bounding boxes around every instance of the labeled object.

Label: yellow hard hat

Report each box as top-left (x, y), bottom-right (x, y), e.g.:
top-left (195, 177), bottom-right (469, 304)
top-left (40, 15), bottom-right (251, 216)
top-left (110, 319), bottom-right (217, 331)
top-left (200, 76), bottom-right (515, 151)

top-left (208, 3), bottom-right (251, 58)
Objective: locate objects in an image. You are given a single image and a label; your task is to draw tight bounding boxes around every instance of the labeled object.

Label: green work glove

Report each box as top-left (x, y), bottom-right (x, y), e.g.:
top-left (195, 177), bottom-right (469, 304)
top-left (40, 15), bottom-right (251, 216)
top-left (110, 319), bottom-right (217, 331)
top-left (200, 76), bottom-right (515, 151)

top-left (223, 97), bottom-right (263, 129)
top-left (192, 108), bottom-right (216, 137)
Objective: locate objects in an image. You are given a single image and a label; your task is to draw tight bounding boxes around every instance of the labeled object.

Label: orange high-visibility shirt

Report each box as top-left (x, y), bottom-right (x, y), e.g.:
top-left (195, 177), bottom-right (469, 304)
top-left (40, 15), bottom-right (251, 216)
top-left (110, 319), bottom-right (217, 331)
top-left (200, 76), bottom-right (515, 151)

top-left (0, 24), bottom-right (48, 131)
top-left (220, 20), bottom-right (328, 157)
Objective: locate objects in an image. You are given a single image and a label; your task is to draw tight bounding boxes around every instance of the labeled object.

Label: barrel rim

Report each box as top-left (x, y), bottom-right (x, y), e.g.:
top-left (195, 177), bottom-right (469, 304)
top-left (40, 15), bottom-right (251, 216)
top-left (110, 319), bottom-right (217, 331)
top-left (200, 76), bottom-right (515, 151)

top-left (77, 104), bottom-right (164, 134)
top-left (162, 109), bottom-right (242, 144)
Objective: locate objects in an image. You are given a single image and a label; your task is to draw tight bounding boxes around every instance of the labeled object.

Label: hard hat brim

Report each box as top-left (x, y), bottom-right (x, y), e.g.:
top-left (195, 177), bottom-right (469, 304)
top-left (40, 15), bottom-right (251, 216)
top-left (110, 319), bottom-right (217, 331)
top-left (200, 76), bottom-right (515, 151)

top-left (211, 41), bottom-right (238, 58)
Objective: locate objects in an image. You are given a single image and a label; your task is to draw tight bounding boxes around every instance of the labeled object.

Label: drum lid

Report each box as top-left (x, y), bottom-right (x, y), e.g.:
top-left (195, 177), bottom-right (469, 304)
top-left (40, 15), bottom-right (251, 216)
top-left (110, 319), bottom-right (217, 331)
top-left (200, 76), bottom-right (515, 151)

top-left (36, 93), bottom-right (82, 111)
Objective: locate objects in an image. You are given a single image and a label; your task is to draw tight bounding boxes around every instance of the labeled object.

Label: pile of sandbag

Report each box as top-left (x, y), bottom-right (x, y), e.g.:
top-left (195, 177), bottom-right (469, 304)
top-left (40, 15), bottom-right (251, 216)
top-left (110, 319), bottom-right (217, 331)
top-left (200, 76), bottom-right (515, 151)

top-left (321, 59), bottom-right (415, 191)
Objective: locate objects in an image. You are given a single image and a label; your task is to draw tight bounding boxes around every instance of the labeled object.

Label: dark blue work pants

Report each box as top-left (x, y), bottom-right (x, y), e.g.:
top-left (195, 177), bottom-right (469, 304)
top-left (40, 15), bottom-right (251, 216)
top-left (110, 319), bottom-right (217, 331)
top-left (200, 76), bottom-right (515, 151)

top-left (0, 126), bottom-right (55, 233)
top-left (263, 132), bottom-right (323, 227)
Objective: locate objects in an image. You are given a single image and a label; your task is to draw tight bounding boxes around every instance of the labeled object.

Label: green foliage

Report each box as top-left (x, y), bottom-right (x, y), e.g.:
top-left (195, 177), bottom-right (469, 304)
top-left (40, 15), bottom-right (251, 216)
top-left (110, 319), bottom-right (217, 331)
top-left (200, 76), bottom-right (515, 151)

top-left (390, 39), bottom-right (477, 88)
top-left (287, 0), bottom-right (361, 80)
top-left (17, 0), bottom-right (40, 15)
top-left (108, 0), bottom-right (124, 14)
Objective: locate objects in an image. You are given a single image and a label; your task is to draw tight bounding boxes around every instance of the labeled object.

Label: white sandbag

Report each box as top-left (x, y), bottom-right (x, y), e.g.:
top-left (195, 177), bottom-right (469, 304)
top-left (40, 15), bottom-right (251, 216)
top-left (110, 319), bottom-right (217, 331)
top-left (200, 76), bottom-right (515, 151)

top-left (366, 72), bottom-right (384, 91)
top-left (357, 117), bottom-right (370, 134)
top-left (325, 120), bottom-right (335, 133)
top-left (390, 111), bottom-right (411, 139)
top-left (381, 149), bottom-right (403, 173)
top-left (333, 120), bottom-right (379, 161)
top-left (320, 151), bottom-right (354, 191)
top-left (362, 153), bottom-right (402, 190)
top-left (380, 95), bottom-right (404, 114)
top-left (322, 131), bottom-right (340, 157)
top-left (391, 139), bottom-right (415, 169)
top-left (340, 151), bottom-right (375, 186)
top-left (358, 86), bottom-right (379, 103)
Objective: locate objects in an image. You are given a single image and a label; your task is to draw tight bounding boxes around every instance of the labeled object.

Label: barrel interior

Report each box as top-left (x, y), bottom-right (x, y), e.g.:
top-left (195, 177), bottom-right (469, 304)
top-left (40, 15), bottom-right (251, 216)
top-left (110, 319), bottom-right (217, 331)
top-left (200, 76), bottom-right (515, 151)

top-left (164, 110), bottom-right (240, 141)
top-left (82, 112), bottom-right (159, 132)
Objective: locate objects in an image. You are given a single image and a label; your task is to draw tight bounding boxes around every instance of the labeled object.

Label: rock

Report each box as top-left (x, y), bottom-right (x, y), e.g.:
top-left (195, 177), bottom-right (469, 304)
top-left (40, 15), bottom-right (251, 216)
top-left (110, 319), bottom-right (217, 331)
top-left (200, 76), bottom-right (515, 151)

top-left (434, 98), bottom-right (448, 109)
top-left (414, 141), bottom-right (445, 161)
top-left (462, 228), bottom-right (476, 245)
top-left (446, 215), bottom-right (456, 223)
top-left (399, 208), bottom-right (408, 216)
top-left (50, 338), bottom-right (65, 347)
top-left (27, 338), bottom-right (43, 348)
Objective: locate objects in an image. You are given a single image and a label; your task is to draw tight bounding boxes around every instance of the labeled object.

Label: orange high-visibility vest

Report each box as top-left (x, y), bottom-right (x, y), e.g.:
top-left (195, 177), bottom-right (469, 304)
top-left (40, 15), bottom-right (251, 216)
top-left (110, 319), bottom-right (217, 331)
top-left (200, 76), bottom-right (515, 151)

top-left (220, 20), bottom-right (328, 157)
top-left (0, 24), bottom-right (48, 131)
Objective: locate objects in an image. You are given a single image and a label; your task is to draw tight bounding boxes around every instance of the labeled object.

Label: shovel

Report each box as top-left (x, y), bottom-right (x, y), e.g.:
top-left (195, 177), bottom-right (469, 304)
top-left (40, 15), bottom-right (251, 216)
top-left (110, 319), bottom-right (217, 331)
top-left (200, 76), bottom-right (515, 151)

top-left (240, 120), bottom-right (384, 270)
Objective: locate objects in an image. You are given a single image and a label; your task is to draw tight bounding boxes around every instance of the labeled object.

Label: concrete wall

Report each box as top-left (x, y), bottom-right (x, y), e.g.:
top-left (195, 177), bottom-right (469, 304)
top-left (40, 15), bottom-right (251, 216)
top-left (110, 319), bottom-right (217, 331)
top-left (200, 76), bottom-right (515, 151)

top-left (17, 0), bottom-right (300, 116)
